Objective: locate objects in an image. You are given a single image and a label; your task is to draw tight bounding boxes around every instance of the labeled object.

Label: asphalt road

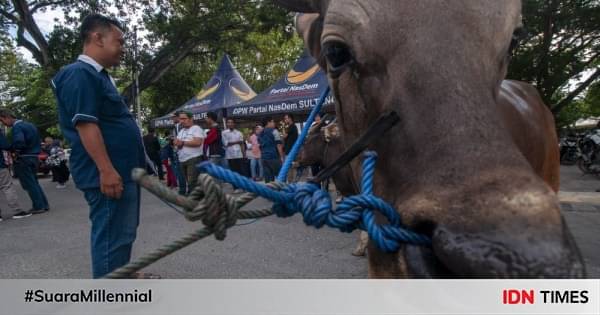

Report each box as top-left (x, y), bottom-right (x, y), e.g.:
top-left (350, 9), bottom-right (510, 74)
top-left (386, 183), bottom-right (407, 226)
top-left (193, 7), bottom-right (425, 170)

top-left (0, 165), bottom-right (598, 278)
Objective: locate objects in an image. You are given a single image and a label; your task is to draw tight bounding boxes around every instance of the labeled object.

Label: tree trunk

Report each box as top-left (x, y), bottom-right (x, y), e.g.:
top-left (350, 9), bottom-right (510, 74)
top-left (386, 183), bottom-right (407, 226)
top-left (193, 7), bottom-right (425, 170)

top-left (552, 68), bottom-right (600, 114)
top-left (536, 0), bottom-right (558, 89)
top-left (121, 39), bottom-right (200, 106)
top-left (12, 0), bottom-right (51, 67)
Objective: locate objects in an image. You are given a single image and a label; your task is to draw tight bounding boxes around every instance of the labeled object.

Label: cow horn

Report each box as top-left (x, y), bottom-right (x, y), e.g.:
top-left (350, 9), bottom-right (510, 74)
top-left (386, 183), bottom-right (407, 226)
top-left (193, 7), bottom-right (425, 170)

top-left (273, 0), bottom-right (320, 13)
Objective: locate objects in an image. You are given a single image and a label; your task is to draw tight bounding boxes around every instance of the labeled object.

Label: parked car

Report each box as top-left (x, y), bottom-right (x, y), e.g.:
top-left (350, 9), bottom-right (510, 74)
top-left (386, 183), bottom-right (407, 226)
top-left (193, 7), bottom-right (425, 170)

top-left (38, 151), bottom-right (51, 176)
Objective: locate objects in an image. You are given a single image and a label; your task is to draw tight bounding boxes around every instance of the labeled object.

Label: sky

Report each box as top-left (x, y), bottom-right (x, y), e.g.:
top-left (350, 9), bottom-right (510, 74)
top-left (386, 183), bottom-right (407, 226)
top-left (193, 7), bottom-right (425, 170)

top-left (13, 6), bottom-right (148, 63)
top-left (12, 8), bottom-right (62, 61)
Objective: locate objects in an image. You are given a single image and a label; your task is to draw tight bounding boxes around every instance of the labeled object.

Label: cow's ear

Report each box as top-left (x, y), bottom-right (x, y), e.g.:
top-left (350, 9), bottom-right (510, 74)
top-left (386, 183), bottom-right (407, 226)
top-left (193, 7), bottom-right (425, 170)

top-left (296, 13), bottom-right (325, 69)
top-left (274, 0), bottom-right (320, 13)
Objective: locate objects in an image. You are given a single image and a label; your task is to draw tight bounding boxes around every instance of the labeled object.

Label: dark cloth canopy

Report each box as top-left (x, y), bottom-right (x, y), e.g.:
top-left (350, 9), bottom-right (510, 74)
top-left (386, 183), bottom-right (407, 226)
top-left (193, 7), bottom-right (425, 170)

top-left (151, 54), bottom-right (256, 128)
top-left (227, 50), bottom-right (334, 119)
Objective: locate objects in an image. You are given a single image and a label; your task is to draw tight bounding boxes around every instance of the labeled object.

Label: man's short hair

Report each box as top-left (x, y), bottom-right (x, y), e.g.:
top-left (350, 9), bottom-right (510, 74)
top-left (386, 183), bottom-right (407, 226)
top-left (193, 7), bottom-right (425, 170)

top-left (262, 116), bottom-right (273, 127)
top-left (206, 112), bottom-right (218, 121)
top-left (179, 111), bottom-right (193, 119)
top-left (0, 108), bottom-right (16, 119)
top-left (171, 111), bottom-right (180, 117)
top-left (80, 14), bottom-right (124, 43)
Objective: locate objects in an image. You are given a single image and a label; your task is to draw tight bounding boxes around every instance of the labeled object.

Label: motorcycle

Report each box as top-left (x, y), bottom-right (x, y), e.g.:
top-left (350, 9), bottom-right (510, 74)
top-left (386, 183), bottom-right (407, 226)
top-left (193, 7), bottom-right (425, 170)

top-left (577, 129), bottom-right (600, 177)
top-left (559, 134), bottom-right (579, 165)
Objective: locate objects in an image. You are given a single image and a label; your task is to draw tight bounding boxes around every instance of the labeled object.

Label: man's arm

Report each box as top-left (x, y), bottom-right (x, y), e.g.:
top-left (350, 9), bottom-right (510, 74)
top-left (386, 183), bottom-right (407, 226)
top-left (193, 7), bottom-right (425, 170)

top-left (277, 143), bottom-right (285, 161)
top-left (183, 137), bottom-right (203, 147)
top-left (273, 129), bottom-right (285, 161)
top-left (290, 125), bottom-right (298, 140)
top-left (204, 128), bottom-right (217, 145)
top-left (76, 122), bottom-right (123, 199)
top-left (226, 133), bottom-right (244, 147)
top-left (184, 126), bottom-right (204, 148)
top-left (0, 132), bottom-right (10, 150)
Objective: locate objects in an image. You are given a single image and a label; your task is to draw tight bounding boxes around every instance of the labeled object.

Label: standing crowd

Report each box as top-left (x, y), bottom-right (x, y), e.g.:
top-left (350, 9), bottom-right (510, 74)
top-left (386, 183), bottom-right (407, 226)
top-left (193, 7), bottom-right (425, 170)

top-left (142, 111), bottom-right (304, 197)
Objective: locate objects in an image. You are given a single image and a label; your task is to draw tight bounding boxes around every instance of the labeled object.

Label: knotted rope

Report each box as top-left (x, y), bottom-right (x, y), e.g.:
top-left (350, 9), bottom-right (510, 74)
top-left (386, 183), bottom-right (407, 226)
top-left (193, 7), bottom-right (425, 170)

top-left (198, 151), bottom-right (431, 253)
top-left (104, 170), bottom-right (280, 279)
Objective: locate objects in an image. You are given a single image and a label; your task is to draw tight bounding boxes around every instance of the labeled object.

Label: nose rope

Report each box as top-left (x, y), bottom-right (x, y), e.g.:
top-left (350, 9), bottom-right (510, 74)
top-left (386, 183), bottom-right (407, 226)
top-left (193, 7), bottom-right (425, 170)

top-left (196, 84), bottom-right (431, 250)
top-left (199, 151), bottom-right (431, 251)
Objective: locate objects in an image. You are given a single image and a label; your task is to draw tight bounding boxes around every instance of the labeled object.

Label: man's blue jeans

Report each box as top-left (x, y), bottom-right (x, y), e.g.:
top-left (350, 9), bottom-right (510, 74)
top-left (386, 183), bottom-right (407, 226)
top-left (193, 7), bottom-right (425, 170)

top-left (250, 158), bottom-right (263, 179)
top-left (13, 156), bottom-right (49, 210)
top-left (83, 182), bottom-right (140, 278)
top-left (171, 158), bottom-right (187, 195)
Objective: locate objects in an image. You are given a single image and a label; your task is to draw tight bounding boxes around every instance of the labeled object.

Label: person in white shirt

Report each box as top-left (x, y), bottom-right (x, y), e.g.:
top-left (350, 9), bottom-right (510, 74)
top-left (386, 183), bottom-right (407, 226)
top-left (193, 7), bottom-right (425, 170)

top-left (174, 111), bottom-right (205, 194)
top-left (222, 118), bottom-right (246, 192)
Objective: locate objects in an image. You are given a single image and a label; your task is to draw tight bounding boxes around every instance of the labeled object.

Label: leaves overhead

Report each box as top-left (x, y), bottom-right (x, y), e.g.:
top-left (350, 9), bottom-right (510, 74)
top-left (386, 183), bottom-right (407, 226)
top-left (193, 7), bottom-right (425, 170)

top-left (507, 0), bottom-right (600, 127)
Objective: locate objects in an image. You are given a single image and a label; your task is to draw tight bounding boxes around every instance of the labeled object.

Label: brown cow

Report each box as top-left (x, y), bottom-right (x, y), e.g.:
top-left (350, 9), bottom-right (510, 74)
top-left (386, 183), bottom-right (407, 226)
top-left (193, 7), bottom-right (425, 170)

top-left (275, 0), bottom-right (584, 278)
top-left (297, 80), bottom-right (559, 258)
top-left (297, 119), bottom-right (369, 256)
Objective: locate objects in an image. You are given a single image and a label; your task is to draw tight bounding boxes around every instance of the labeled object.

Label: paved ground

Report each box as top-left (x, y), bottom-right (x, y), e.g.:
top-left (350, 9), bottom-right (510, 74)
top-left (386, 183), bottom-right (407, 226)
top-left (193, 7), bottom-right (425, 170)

top-left (0, 165), bottom-right (598, 278)
top-left (557, 165), bottom-right (600, 278)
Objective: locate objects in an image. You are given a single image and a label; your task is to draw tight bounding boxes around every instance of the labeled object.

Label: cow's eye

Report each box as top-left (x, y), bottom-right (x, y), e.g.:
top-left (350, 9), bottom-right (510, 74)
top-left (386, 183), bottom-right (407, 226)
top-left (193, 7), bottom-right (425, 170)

top-left (322, 41), bottom-right (354, 78)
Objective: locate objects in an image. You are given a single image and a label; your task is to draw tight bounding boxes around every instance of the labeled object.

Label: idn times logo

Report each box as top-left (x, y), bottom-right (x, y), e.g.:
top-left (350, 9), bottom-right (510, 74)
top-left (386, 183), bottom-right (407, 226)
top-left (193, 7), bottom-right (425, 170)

top-left (502, 289), bottom-right (589, 305)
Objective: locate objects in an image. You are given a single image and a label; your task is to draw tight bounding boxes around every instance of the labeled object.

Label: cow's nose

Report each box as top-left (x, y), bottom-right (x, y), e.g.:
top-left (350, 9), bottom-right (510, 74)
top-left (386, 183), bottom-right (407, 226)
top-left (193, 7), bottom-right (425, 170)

top-left (431, 218), bottom-right (586, 278)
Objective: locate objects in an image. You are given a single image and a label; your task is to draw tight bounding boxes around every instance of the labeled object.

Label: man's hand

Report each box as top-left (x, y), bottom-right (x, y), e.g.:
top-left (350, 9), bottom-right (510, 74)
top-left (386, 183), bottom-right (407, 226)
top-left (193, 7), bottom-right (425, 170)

top-left (174, 139), bottom-right (184, 148)
top-left (100, 168), bottom-right (123, 199)
top-left (76, 122), bottom-right (125, 199)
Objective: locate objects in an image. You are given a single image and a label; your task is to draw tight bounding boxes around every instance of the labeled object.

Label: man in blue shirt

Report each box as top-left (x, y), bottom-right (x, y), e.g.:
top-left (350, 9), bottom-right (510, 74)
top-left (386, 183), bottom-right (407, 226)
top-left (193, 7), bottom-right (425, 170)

top-left (259, 117), bottom-right (284, 183)
top-left (51, 14), bottom-right (149, 278)
top-left (0, 110), bottom-right (49, 215)
top-left (0, 127), bottom-right (27, 220)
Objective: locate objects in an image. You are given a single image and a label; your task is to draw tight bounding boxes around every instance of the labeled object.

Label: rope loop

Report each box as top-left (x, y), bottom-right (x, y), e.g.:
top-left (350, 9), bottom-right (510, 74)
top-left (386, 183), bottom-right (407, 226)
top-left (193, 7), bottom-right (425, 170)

top-left (198, 151), bottom-right (432, 252)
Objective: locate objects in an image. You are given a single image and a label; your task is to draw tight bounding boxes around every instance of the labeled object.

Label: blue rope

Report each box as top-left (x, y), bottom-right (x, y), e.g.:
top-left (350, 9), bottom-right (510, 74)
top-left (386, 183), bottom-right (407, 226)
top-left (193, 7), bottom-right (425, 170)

top-left (277, 86), bottom-right (330, 182)
top-left (197, 151), bottom-right (431, 252)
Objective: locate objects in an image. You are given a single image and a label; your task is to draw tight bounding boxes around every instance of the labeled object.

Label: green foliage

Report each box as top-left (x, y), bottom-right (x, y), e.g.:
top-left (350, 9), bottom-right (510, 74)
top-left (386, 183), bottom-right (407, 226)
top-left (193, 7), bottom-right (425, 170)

top-left (47, 25), bottom-right (81, 74)
top-left (45, 125), bottom-right (62, 137)
top-left (0, 42), bottom-right (56, 134)
top-left (508, 0), bottom-right (600, 127)
top-left (142, 58), bottom-right (207, 117)
top-left (133, 0), bottom-right (300, 119)
top-left (233, 30), bottom-right (304, 93)
top-left (1, 0), bottom-right (299, 134)
top-left (143, 28), bottom-right (303, 119)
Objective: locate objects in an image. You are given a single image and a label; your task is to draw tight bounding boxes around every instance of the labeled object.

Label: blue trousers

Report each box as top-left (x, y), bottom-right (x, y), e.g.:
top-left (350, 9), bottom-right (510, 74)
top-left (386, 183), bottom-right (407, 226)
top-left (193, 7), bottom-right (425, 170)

top-left (83, 182), bottom-right (140, 278)
top-left (13, 157), bottom-right (49, 210)
top-left (250, 158), bottom-right (263, 179)
top-left (171, 158), bottom-right (187, 195)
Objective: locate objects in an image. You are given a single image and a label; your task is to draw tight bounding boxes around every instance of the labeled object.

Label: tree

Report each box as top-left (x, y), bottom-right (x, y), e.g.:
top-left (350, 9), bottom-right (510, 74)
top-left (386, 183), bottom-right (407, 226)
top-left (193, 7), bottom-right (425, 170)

top-left (120, 0), bottom-right (293, 105)
top-left (141, 29), bottom-right (303, 120)
top-left (0, 0), bottom-right (297, 133)
top-left (508, 0), bottom-right (600, 125)
top-left (0, 0), bottom-right (294, 99)
top-left (0, 44), bottom-right (58, 135)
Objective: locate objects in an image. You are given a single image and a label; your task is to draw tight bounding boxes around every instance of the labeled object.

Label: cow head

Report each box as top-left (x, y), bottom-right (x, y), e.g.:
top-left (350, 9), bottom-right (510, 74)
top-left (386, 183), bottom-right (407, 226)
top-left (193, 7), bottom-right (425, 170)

top-left (275, 0), bottom-right (585, 277)
top-left (297, 117), bottom-right (338, 166)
